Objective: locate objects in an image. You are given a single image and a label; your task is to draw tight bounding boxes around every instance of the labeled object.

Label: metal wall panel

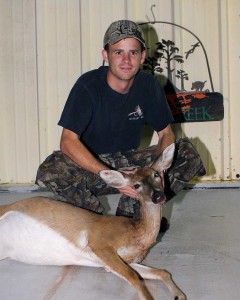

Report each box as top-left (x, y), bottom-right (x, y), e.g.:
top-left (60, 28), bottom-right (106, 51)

top-left (228, 0), bottom-right (240, 180)
top-left (36, 0), bottom-right (82, 160)
top-left (0, 0), bottom-right (239, 183)
top-left (174, 0), bottom-right (230, 181)
top-left (0, 0), bottom-right (39, 183)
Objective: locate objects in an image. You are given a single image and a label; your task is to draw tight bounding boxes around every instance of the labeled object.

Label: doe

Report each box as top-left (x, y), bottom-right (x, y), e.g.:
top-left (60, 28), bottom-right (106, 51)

top-left (0, 143), bottom-right (186, 300)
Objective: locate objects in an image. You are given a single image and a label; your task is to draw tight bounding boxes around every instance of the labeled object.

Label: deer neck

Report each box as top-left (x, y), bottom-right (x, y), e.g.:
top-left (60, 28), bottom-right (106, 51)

top-left (133, 201), bottom-right (162, 247)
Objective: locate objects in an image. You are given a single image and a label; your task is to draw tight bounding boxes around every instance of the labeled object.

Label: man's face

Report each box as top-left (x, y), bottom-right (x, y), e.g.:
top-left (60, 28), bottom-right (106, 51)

top-left (102, 38), bottom-right (146, 87)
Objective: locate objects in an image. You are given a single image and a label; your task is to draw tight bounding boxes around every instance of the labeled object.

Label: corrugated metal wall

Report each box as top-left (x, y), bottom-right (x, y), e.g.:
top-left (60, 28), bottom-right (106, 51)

top-left (0, 0), bottom-right (239, 184)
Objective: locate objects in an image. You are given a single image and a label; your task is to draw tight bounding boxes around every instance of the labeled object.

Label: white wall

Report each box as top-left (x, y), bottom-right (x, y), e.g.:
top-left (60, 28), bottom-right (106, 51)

top-left (0, 0), bottom-right (239, 183)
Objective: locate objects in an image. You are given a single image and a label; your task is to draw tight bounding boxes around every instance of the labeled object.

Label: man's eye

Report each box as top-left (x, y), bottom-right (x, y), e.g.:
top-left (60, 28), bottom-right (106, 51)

top-left (131, 51), bottom-right (138, 55)
top-left (134, 183), bottom-right (141, 189)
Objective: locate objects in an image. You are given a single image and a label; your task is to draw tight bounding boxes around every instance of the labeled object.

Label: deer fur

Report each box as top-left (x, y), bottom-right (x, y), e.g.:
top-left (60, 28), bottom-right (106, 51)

top-left (0, 143), bottom-right (186, 300)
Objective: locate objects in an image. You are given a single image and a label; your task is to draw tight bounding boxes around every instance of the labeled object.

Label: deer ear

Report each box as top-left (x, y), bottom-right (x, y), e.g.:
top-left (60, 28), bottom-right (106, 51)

top-left (151, 143), bottom-right (175, 172)
top-left (99, 170), bottom-right (129, 188)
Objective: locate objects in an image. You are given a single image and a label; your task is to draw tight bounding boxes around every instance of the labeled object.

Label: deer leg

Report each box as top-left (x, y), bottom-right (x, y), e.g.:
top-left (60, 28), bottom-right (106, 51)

top-left (94, 248), bottom-right (154, 300)
top-left (130, 263), bottom-right (186, 300)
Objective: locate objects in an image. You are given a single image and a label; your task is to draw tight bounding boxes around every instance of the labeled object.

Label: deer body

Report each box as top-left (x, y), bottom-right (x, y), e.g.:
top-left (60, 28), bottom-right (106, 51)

top-left (0, 197), bottom-right (160, 266)
top-left (0, 143), bottom-right (186, 300)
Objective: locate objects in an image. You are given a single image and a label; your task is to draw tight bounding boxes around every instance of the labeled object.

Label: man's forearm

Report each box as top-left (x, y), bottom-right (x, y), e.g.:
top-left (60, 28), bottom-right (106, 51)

top-left (60, 131), bottom-right (108, 175)
top-left (156, 125), bottom-right (175, 155)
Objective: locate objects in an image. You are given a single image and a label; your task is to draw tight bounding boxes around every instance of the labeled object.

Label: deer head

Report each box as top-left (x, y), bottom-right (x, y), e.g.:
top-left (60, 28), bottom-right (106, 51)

top-left (100, 143), bottom-right (175, 204)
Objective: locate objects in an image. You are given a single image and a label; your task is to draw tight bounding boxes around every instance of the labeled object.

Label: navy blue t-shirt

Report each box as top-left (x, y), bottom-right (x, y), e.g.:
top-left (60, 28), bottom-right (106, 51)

top-left (58, 66), bottom-right (174, 154)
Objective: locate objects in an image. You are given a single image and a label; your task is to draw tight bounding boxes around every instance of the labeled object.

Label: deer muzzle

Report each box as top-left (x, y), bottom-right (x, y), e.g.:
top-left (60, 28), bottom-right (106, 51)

top-left (152, 191), bottom-right (166, 204)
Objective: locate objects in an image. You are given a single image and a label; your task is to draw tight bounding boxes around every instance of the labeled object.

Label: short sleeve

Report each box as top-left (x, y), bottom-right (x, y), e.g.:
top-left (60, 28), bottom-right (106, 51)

top-left (58, 82), bottom-right (93, 136)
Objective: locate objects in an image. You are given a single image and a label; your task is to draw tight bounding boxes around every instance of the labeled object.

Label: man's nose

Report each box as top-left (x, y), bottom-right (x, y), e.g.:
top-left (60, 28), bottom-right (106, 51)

top-left (122, 53), bottom-right (130, 63)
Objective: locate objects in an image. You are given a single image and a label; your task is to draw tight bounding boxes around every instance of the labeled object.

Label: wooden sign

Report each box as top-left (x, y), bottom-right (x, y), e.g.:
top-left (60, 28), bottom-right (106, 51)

top-left (166, 92), bottom-right (224, 123)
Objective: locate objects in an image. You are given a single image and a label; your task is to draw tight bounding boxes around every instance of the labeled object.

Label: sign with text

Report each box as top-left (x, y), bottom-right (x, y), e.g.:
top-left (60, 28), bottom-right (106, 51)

top-left (166, 92), bottom-right (224, 123)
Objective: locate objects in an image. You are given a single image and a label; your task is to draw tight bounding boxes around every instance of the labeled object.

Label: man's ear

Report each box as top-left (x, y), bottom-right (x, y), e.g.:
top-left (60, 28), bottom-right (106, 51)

top-left (99, 170), bottom-right (129, 188)
top-left (140, 50), bottom-right (146, 64)
top-left (102, 49), bottom-right (108, 63)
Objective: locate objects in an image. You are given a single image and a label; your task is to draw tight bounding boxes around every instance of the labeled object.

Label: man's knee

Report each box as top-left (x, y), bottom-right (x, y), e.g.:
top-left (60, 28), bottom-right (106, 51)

top-left (164, 137), bottom-right (206, 200)
top-left (35, 150), bottom-right (83, 188)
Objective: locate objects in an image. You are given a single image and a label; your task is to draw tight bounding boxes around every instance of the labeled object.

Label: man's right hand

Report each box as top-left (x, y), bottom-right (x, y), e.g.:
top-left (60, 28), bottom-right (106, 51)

top-left (117, 168), bottom-right (141, 198)
top-left (118, 185), bottom-right (141, 199)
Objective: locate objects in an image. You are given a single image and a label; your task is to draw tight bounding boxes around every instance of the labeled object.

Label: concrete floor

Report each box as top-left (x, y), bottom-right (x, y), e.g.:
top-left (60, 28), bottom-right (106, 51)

top-left (0, 187), bottom-right (239, 300)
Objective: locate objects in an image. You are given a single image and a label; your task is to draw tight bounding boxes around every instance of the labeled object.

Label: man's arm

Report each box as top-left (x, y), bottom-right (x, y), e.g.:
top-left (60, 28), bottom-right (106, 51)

top-left (156, 124), bottom-right (175, 156)
top-left (60, 128), bottom-right (141, 198)
top-left (60, 128), bottom-right (107, 175)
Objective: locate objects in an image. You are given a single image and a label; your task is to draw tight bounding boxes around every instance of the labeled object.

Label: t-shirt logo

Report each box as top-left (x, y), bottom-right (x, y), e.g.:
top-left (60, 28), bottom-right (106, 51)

top-left (128, 105), bottom-right (144, 120)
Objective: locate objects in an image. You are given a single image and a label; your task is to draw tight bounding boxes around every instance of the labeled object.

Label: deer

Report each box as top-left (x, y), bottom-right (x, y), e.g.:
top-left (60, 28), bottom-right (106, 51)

top-left (0, 143), bottom-right (186, 300)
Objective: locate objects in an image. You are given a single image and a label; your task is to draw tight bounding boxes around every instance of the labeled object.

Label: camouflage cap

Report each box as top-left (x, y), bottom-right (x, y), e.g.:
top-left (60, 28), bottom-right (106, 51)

top-left (103, 20), bottom-right (146, 49)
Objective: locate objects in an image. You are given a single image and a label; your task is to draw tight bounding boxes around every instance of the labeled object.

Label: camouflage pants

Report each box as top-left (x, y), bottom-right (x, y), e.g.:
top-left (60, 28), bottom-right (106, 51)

top-left (35, 137), bottom-right (205, 217)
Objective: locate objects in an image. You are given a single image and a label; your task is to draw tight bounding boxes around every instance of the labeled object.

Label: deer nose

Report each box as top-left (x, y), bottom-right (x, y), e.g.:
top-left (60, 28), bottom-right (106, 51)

top-left (152, 191), bottom-right (166, 204)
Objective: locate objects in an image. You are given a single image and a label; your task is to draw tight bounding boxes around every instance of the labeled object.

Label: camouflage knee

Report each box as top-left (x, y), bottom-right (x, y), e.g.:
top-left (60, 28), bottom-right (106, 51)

top-left (35, 151), bottom-right (105, 213)
top-left (164, 137), bottom-right (206, 200)
top-left (36, 151), bottom-right (86, 191)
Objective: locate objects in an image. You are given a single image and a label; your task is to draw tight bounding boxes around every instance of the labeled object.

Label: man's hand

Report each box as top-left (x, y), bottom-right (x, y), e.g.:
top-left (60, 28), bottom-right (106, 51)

top-left (118, 185), bottom-right (141, 199)
top-left (118, 169), bottom-right (165, 199)
top-left (160, 171), bottom-right (165, 189)
top-left (117, 168), bottom-right (141, 199)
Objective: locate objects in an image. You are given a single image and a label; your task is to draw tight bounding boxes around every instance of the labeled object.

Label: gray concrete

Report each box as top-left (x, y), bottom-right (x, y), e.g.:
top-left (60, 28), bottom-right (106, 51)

top-left (0, 188), bottom-right (239, 300)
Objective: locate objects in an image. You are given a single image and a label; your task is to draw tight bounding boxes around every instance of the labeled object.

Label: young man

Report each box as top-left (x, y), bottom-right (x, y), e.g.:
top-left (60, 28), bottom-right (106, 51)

top-left (36, 20), bottom-right (205, 219)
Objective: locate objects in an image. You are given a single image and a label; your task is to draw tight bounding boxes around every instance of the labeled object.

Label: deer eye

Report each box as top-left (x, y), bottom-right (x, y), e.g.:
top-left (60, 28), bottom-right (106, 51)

top-left (134, 183), bottom-right (141, 189)
top-left (154, 171), bottom-right (160, 178)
